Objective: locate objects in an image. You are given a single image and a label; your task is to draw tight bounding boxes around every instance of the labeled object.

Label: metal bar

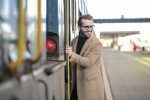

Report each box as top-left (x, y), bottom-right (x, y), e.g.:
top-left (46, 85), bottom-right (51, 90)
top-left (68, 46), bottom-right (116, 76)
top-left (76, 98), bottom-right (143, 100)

top-left (94, 18), bottom-right (150, 23)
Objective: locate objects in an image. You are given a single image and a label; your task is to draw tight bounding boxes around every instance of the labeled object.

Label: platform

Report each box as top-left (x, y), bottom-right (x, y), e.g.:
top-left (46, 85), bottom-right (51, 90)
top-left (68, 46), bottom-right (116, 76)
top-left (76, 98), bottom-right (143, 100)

top-left (102, 47), bottom-right (150, 100)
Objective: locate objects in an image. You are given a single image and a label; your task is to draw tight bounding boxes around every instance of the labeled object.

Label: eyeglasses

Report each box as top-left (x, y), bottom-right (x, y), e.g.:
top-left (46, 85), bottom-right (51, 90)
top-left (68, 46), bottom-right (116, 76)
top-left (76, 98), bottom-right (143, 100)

top-left (81, 25), bottom-right (95, 29)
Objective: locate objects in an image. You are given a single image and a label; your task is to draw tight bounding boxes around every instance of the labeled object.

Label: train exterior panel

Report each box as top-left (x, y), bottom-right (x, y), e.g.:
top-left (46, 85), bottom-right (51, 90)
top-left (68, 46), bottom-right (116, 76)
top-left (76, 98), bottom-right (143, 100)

top-left (0, 0), bottom-right (89, 100)
top-left (46, 0), bottom-right (65, 61)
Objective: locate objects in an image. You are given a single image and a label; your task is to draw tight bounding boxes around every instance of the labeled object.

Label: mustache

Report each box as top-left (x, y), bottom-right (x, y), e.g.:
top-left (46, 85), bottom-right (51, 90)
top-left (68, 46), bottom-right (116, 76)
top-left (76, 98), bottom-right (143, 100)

top-left (79, 30), bottom-right (92, 36)
top-left (85, 30), bottom-right (92, 32)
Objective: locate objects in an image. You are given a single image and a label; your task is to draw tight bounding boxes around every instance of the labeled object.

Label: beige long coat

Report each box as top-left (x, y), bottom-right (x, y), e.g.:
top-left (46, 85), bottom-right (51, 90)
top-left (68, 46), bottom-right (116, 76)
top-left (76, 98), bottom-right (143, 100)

top-left (70, 34), bottom-right (104, 100)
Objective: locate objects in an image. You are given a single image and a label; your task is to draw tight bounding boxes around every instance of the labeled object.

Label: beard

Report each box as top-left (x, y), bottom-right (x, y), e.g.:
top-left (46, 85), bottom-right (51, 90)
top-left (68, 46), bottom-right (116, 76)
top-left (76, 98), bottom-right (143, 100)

top-left (79, 30), bottom-right (92, 38)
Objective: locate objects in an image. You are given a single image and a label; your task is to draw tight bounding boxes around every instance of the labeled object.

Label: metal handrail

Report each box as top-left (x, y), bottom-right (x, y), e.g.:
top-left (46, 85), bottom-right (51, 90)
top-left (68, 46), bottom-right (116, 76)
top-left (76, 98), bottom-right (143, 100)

top-left (64, 0), bottom-right (71, 99)
top-left (44, 61), bottom-right (66, 75)
top-left (6, 0), bottom-right (25, 72)
top-left (31, 0), bottom-right (42, 64)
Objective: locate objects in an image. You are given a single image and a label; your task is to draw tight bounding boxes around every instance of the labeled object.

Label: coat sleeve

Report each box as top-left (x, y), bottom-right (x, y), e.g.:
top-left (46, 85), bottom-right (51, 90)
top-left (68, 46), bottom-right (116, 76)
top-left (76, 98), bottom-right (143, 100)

top-left (70, 40), bottom-right (102, 67)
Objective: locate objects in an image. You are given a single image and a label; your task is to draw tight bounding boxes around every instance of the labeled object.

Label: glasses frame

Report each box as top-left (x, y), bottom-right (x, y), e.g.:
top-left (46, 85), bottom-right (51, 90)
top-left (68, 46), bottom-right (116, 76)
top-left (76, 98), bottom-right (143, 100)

top-left (81, 25), bottom-right (95, 29)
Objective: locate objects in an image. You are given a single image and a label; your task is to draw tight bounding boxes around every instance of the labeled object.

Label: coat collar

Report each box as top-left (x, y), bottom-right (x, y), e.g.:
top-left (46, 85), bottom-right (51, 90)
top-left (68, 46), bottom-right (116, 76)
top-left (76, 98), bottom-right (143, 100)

top-left (80, 34), bottom-right (94, 55)
top-left (72, 34), bottom-right (95, 55)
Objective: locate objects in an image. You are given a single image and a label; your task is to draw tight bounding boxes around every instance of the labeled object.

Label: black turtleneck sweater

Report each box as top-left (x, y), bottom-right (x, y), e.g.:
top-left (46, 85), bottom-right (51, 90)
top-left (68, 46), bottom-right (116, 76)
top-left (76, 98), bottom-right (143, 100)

top-left (76, 35), bottom-right (88, 54)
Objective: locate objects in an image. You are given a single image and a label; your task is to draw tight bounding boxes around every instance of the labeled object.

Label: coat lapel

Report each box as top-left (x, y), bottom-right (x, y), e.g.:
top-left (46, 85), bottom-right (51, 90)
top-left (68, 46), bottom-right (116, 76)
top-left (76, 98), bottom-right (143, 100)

top-left (80, 35), bottom-right (94, 55)
top-left (72, 36), bottom-right (79, 53)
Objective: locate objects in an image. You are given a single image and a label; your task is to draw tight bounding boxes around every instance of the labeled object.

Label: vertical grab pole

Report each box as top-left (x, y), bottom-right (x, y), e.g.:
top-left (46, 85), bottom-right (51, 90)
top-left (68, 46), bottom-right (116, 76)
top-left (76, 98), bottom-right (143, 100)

top-left (64, 0), bottom-right (70, 99)
top-left (31, 0), bottom-right (42, 63)
top-left (66, 3), bottom-right (71, 100)
top-left (6, 0), bottom-right (25, 72)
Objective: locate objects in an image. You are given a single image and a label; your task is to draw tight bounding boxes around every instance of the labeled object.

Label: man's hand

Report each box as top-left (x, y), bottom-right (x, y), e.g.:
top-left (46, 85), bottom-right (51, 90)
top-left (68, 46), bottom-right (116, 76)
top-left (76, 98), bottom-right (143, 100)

top-left (65, 45), bottom-right (73, 57)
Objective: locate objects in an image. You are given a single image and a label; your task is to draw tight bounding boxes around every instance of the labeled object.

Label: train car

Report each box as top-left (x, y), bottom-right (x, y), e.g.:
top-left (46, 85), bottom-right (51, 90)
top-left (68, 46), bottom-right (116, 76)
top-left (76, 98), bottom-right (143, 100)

top-left (0, 0), bottom-right (88, 100)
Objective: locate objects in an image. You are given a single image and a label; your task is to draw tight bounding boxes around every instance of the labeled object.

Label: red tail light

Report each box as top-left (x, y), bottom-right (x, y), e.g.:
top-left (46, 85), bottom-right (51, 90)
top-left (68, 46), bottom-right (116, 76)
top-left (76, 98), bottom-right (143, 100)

top-left (46, 39), bottom-right (57, 53)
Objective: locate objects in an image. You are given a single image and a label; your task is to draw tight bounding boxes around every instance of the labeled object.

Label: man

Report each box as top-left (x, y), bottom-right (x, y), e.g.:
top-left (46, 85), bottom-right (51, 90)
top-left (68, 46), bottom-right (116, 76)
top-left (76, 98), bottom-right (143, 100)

top-left (65, 14), bottom-right (104, 100)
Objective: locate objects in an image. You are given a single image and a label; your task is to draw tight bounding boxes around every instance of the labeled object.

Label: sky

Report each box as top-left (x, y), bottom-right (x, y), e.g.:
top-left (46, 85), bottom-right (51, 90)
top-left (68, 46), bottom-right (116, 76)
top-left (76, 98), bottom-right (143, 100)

top-left (86, 0), bottom-right (150, 19)
top-left (86, 0), bottom-right (150, 39)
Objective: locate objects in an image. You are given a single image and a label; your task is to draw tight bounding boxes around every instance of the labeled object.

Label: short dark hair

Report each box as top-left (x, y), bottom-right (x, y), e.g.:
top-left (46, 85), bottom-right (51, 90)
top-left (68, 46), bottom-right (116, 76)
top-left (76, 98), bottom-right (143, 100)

top-left (78, 14), bottom-right (93, 26)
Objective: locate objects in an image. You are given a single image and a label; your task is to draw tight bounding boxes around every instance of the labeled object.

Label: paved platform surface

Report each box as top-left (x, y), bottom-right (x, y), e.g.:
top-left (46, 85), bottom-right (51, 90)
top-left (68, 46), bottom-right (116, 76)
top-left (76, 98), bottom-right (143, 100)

top-left (102, 47), bottom-right (150, 100)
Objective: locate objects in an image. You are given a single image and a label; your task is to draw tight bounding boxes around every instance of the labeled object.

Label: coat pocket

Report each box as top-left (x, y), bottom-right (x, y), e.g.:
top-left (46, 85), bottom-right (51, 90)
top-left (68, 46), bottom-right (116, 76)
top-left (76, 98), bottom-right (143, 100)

top-left (86, 73), bottom-right (98, 81)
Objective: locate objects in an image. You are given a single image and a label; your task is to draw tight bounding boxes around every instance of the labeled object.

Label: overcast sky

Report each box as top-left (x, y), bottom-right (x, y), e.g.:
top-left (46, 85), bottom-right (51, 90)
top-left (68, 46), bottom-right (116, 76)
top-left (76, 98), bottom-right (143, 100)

top-left (86, 0), bottom-right (150, 19)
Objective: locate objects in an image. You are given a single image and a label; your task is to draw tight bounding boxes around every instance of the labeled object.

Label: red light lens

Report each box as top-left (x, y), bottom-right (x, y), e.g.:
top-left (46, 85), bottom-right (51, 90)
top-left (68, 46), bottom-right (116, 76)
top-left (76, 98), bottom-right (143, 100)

top-left (46, 39), bottom-right (57, 53)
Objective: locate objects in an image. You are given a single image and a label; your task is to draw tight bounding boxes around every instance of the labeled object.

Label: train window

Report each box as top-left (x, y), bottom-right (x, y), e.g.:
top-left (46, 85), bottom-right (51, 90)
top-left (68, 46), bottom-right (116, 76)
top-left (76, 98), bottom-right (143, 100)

top-left (0, 0), bottom-right (19, 63)
top-left (26, 0), bottom-right (38, 58)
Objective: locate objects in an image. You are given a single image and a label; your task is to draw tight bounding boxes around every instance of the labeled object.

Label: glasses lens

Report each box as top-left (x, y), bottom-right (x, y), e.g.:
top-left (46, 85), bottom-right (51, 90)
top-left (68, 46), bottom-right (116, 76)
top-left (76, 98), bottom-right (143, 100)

top-left (81, 25), bottom-right (95, 29)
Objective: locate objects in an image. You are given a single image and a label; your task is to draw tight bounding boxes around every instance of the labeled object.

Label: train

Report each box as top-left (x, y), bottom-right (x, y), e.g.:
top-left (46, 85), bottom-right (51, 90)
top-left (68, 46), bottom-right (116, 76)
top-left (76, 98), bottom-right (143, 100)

top-left (0, 0), bottom-right (88, 100)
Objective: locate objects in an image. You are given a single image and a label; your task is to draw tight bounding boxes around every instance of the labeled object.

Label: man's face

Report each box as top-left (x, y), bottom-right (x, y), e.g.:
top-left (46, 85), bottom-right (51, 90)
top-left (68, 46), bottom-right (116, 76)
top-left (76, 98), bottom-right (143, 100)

top-left (79, 19), bottom-right (94, 38)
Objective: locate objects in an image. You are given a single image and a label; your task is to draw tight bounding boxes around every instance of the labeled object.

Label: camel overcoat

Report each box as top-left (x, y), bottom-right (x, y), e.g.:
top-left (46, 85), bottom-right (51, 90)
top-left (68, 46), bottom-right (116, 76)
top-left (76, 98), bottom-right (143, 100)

top-left (70, 34), bottom-right (104, 100)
